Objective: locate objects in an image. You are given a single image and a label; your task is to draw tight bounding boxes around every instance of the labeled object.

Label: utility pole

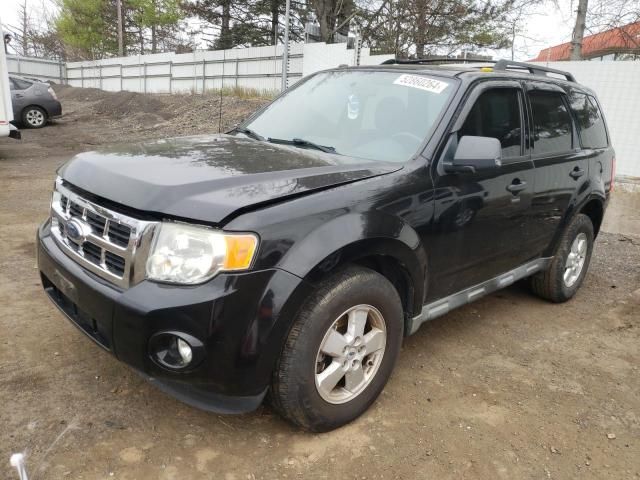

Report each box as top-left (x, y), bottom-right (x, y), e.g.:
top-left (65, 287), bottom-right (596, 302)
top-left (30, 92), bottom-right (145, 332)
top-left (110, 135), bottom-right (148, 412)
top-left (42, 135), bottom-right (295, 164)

top-left (116, 0), bottom-right (124, 57)
top-left (570, 0), bottom-right (588, 60)
top-left (281, 0), bottom-right (291, 91)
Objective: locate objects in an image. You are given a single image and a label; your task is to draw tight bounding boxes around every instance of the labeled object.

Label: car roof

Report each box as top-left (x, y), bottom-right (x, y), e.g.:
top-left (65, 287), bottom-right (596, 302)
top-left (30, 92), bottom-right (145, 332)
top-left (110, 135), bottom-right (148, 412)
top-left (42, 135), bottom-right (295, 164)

top-left (339, 64), bottom-right (597, 96)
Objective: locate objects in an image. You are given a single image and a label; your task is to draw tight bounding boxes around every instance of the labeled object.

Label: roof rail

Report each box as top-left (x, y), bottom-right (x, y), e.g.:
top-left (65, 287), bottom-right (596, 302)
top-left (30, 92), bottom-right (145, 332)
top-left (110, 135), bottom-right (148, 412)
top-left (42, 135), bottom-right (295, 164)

top-left (380, 57), bottom-right (577, 83)
top-left (381, 58), bottom-right (495, 65)
top-left (493, 59), bottom-right (576, 83)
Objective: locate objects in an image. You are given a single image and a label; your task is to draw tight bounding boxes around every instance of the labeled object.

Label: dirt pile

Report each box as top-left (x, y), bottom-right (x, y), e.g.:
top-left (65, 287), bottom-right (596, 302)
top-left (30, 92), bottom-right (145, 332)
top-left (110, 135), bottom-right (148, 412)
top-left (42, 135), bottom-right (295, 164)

top-left (52, 84), bottom-right (269, 141)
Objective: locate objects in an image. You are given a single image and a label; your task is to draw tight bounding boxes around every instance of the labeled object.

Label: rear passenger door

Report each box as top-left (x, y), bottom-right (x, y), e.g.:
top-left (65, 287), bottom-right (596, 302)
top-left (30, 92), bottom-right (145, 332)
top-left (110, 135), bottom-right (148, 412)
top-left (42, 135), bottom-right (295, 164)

top-left (9, 77), bottom-right (31, 120)
top-left (524, 82), bottom-right (591, 256)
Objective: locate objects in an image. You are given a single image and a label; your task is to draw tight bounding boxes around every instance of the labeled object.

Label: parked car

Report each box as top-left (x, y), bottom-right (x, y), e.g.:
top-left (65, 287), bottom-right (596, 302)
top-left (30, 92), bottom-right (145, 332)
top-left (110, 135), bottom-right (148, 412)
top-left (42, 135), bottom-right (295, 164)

top-left (37, 60), bottom-right (614, 432)
top-left (9, 74), bottom-right (61, 128)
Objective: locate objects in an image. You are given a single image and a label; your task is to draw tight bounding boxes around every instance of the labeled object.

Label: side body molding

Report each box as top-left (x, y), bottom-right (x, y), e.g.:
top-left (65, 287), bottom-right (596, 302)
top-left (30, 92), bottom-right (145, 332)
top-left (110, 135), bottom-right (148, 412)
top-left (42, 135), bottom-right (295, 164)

top-left (408, 257), bottom-right (552, 335)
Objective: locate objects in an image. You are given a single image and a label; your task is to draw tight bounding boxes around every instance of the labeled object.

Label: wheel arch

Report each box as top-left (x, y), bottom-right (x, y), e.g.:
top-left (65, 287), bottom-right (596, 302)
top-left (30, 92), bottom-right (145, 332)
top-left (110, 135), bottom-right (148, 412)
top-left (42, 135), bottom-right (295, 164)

top-left (544, 193), bottom-right (606, 257)
top-left (579, 195), bottom-right (605, 237)
top-left (278, 211), bottom-right (427, 326)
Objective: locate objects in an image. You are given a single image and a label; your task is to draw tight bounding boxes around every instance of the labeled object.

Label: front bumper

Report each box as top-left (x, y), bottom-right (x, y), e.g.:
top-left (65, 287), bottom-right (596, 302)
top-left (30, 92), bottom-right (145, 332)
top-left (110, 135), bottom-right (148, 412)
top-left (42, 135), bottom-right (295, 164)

top-left (37, 220), bottom-right (310, 413)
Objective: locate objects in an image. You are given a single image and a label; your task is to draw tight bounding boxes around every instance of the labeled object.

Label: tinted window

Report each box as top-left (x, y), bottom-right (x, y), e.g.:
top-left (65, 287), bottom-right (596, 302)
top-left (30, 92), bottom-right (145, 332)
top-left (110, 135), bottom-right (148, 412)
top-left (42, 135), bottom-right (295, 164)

top-left (529, 91), bottom-right (573, 154)
top-left (10, 77), bottom-right (33, 90)
top-left (459, 88), bottom-right (522, 158)
top-left (570, 92), bottom-right (608, 148)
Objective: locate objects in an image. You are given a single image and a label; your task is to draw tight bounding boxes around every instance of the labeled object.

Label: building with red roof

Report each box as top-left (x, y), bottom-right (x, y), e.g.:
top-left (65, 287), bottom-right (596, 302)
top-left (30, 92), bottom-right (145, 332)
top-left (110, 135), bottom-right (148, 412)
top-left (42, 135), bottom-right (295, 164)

top-left (532, 22), bottom-right (640, 61)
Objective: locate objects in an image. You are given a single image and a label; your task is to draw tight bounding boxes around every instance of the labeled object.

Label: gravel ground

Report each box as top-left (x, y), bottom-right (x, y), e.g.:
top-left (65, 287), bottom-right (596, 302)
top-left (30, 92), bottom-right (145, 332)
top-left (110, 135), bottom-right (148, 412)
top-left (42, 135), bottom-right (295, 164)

top-left (0, 86), bottom-right (639, 480)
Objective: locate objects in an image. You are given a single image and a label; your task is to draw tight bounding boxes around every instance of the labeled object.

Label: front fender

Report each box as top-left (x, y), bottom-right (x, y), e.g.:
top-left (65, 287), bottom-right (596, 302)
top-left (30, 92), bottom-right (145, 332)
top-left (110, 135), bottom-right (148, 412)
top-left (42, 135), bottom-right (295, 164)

top-left (277, 211), bottom-right (427, 315)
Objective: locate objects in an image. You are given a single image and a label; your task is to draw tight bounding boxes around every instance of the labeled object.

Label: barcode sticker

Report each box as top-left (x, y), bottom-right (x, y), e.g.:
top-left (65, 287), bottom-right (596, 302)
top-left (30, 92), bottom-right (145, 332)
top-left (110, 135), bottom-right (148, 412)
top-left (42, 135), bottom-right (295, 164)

top-left (393, 74), bottom-right (449, 94)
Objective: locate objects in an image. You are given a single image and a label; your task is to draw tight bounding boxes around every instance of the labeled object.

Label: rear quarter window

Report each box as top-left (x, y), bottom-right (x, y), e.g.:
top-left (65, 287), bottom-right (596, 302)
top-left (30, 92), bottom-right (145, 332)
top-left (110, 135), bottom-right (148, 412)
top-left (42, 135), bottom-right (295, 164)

top-left (570, 92), bottom-right (609, 149)
top-left (11, 77), bottom-right (33, 90)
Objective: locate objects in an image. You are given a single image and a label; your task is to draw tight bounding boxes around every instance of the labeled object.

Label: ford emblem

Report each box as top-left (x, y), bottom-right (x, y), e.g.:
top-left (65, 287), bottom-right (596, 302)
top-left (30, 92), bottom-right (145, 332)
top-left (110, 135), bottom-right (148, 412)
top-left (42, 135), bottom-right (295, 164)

top-left (65, 218), bottom-right (91, 243)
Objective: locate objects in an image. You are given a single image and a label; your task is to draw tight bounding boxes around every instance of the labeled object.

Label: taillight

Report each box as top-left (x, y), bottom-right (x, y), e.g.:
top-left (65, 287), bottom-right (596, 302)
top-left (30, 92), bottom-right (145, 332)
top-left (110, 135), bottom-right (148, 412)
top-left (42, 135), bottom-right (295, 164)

top-left (48, 86), bottom-right (58, 101)
top-left (610, 156), bottom-right (616, 192)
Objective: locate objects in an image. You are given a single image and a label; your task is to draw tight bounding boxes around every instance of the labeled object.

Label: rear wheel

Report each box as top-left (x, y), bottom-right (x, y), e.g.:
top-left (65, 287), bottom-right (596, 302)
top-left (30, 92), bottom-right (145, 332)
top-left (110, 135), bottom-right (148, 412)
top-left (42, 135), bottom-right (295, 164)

top-left (22, 106), bottom-right (47, 128)
top-left (271, 266), bottom-right (403, 432)
top-left (530, 213), bottom-right (594, 302)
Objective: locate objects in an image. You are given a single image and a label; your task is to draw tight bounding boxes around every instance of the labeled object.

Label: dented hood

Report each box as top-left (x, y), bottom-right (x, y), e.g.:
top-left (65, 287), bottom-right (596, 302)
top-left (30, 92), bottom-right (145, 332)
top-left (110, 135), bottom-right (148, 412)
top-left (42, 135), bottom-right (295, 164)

top-left (59, 134), bottom-right (401, 224)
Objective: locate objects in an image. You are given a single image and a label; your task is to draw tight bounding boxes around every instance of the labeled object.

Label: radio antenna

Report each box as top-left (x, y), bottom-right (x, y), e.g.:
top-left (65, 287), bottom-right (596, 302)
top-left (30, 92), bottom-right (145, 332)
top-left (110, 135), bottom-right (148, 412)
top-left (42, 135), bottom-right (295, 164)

top-left (218, 48), bottom-right (225, 133)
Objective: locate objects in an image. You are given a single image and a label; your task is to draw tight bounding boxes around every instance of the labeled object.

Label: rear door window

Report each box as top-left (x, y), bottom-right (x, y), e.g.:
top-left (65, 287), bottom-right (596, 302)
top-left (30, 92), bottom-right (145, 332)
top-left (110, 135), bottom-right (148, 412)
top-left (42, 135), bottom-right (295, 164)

top-left (569, 92), bottom-right (608, 148)
top-left (459, 88), bottom-right (523, 159)
top-left (529, 91), bottom-right (573, 155)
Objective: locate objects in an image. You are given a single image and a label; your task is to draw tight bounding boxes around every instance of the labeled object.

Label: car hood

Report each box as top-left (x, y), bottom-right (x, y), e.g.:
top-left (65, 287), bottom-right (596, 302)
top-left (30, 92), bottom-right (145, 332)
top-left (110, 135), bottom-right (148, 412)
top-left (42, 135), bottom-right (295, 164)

top-left (59, 134), bottom-right (402, 224)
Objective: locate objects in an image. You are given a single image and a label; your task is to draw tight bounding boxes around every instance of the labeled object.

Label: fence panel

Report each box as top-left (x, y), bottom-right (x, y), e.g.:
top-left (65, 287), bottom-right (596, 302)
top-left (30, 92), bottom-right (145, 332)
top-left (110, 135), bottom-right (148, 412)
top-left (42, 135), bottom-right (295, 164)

top-left (6, 55), bottom-right (65, 82)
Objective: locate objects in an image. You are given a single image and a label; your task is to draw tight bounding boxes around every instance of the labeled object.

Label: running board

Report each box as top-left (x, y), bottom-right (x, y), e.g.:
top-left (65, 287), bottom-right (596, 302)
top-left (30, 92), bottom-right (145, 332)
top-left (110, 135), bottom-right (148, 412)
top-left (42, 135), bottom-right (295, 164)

top-left (407, 257), bottom-right (552, 335)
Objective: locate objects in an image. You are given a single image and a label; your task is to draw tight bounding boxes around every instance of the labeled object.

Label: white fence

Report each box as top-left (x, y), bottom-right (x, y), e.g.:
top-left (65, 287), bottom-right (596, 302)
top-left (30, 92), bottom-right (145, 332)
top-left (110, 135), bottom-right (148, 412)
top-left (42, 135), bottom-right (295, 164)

top-left (6, 55), bottom-right (65, 83)
top-left (62, 43), bottom-right (391, 94)
top-left (6, 48), bottom-right (638, 178)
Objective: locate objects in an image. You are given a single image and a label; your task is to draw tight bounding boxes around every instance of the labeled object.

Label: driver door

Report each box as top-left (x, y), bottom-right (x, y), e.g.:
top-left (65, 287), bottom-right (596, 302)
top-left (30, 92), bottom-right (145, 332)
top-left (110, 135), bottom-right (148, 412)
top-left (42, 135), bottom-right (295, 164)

top-left (425, 81), bottom-right (535, 300)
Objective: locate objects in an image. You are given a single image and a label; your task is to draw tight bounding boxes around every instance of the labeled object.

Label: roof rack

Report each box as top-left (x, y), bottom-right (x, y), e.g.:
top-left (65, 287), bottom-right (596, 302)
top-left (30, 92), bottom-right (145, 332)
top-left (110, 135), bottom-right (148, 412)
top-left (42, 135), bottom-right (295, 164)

top-left (493, 59), bottom-right (576, 82)
top-left (380, 57), bottom-right (577, 83)
top-left (381, 58), bottom-right (494, 65)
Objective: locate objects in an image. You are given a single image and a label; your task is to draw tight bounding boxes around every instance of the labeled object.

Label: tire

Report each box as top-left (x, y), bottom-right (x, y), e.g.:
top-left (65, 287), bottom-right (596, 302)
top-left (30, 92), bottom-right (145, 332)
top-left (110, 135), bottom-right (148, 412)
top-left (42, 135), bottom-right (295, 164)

top-left (22, 106), bottom-right (47, 129)
top-left (530, 213), bottom-right (594, 303)
top-left (271, 266), bottom-right (403, 432)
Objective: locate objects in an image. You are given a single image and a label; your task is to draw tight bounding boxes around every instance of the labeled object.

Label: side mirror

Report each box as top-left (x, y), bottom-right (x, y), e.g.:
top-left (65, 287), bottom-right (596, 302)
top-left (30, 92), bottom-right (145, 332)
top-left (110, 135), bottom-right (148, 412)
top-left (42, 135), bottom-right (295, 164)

top-left (444, 136), bottom-right (502, 174)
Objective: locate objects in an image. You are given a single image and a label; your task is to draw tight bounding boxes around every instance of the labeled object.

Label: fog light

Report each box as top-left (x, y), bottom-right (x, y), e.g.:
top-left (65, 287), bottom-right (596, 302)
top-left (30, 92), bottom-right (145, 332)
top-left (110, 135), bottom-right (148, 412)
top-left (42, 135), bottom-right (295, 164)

top-left (177, 338), bottom-right (193, 364)
top-left (149, 332), bottom-right (203, 370)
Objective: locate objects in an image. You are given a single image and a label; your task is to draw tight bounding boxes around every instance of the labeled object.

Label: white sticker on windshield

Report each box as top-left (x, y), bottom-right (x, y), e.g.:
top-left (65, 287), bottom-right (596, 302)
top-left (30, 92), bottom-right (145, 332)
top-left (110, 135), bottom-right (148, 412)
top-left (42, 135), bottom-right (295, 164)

top-left (393, 74), bottom-right (448, 94)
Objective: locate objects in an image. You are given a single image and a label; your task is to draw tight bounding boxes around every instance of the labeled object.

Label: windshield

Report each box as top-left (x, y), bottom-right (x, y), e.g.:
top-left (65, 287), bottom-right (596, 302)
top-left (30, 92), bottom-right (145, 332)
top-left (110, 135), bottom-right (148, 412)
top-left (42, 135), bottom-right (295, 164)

top-left (244, 70), bottom-right (456, 162)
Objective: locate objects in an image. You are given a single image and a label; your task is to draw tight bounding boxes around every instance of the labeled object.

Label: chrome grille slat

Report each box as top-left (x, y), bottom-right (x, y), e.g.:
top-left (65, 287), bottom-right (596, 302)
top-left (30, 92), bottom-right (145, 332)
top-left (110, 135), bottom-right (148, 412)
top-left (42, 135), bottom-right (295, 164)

top-left (50, 178), bottom-right (158, 289)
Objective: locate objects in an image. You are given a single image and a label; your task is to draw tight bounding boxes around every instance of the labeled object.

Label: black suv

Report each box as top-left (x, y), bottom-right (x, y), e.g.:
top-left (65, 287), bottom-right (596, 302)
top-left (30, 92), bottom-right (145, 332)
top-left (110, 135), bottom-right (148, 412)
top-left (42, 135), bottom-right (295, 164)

top-left (37, 60), bottom-right (615, 432)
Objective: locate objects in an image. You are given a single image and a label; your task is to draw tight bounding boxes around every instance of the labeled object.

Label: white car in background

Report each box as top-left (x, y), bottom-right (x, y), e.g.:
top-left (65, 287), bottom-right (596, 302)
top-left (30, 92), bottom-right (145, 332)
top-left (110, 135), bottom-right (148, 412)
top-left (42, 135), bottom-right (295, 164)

top-left (1, 26), bottom-right (21, 139)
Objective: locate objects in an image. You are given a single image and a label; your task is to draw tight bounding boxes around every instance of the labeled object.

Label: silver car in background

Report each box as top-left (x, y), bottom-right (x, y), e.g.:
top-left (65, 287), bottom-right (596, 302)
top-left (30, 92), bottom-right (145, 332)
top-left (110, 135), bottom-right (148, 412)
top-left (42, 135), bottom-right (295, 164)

top-left (9, 75), bottom-right (62, 128)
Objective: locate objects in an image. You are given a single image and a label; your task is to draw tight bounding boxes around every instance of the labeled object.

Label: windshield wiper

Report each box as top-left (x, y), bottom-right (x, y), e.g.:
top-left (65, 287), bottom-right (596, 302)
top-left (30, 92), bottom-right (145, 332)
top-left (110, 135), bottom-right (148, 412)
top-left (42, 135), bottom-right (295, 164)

top-left (268, 137), bottom-right (337, 154)
top-left (231, 127), bottom-right (265, 141)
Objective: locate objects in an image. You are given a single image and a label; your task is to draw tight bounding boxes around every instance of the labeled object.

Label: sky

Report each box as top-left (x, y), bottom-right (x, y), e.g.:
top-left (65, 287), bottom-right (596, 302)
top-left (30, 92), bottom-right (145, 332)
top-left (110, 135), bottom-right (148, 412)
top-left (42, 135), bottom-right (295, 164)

top-left (1, 0), bottom-right (581, 61)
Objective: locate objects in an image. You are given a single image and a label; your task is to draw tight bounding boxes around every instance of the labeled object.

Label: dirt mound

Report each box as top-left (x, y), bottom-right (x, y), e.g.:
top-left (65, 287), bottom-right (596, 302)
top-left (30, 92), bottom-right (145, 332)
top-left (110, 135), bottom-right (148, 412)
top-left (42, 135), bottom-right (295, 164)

top-left (48, 84), bottom-right (270, 145)
top-left (93, 91), bottom-right (172, 120)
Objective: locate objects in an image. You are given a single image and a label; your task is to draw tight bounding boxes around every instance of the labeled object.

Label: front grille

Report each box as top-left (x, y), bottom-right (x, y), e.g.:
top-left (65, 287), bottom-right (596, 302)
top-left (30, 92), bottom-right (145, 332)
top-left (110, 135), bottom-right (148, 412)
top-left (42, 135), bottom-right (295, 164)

top-left (50, 179), bottom-right (157, 288)
top-left (108, 222), bottom-right (132, 247)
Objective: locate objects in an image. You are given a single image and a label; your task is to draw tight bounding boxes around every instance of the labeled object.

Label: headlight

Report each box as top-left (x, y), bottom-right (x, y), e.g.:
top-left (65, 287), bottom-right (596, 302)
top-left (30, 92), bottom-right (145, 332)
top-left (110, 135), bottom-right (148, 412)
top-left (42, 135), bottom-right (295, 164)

top-left (146, 222), bottom-right (258, 284)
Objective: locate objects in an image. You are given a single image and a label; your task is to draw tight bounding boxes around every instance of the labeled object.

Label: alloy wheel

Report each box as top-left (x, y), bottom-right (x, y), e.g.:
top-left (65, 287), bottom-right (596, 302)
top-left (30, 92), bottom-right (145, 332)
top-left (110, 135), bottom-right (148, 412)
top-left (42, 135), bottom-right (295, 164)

top-left (314, 304), bottom-right (387, 404)
top-left (564, 232), bottom-right (588, 287)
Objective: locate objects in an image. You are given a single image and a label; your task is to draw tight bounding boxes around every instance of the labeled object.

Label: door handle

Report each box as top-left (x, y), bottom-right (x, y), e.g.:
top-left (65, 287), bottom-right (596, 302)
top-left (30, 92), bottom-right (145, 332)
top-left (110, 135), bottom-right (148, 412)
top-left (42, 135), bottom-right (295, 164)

top-left (14, 93), bottom-right (24, 98)
top-left (570, 167), bottom-right (585, 179)
top-left (506, 181), bottom-right (527, 194)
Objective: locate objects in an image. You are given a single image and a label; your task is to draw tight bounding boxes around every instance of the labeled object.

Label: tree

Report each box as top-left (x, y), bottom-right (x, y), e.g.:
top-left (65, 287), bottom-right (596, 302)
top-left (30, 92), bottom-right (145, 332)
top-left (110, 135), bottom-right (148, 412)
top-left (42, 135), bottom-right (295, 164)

top-left (570, 0), bottom-right (589, 59)
top-left (56, 0), bottom-right (186, 58)
top-left (356, 0), bottom-right (523, 57)
top-left (56, 0), bottom-right (118, 59)
top-left (184, 0), bottom-right (306, 48)
top-left (129, 0), bottom-right (183, 53)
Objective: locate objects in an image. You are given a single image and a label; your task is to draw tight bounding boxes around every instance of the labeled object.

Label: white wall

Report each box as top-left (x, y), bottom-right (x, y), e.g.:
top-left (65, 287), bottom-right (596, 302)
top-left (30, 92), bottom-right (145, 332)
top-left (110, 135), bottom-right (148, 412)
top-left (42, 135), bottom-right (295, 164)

top-left (66, 44), bottom-right (305, 94)
top-left (533, 61), bottom-right (640, 178)
top-left (6, 55), bottom-right (65, 82)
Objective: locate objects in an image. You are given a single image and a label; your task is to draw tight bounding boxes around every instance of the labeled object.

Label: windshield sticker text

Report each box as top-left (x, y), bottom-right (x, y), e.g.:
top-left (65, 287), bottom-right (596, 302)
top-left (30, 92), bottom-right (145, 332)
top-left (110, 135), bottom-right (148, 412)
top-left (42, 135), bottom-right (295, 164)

top-left (393, 75), bottom-right (448, 94)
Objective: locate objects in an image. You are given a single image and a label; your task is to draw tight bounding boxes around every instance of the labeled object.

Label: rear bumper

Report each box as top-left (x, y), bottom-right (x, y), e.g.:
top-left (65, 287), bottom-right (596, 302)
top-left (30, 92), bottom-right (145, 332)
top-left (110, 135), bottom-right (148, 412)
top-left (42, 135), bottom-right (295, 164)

top-left (48, 100), bottom-right (62, 118)
top-left (37, 219), bottom-right (311, 413)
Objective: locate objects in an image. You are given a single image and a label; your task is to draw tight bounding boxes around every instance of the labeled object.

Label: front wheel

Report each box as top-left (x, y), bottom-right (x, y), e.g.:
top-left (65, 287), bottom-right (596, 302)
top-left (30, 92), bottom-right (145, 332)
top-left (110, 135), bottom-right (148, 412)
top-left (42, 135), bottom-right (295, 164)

top-left (271, 266), bottom-right (403, 432)
top-left (530, 213), bottom-right (594, 302)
